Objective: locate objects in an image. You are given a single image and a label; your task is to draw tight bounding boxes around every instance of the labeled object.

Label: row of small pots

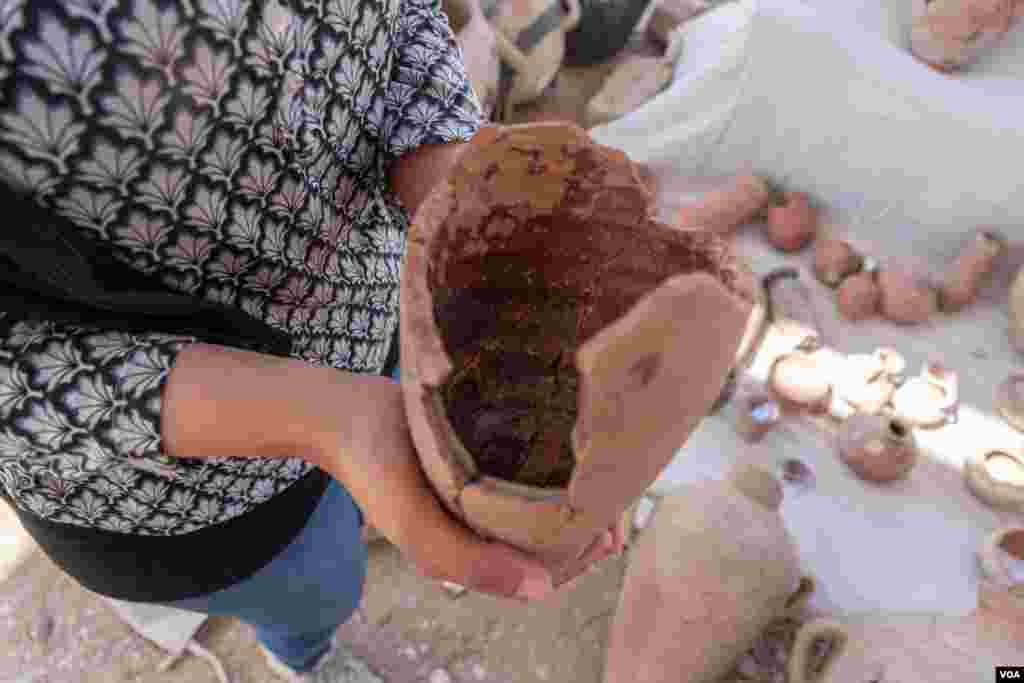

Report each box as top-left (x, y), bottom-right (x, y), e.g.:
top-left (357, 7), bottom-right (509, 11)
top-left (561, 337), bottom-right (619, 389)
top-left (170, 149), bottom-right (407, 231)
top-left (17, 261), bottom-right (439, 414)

top-left (813, 229), bottom-right (1006, 324)
top-left (733, 340), bottom-right (1024, 512)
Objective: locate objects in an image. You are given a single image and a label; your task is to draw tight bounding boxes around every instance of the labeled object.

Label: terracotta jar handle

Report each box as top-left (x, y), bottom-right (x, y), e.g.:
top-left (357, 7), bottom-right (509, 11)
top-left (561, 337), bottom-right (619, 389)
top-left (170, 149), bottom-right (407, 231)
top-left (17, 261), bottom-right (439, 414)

top-left (491, 27), bottom-right (532, 75)
top-left (568, 271), bottom-right (752, 527)
top-left (787, 620), bottom-right (850, 683)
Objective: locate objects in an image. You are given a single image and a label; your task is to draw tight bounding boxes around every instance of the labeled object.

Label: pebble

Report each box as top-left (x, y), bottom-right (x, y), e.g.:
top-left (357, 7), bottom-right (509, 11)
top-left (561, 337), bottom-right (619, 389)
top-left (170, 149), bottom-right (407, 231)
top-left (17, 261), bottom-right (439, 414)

top-left (472, 663), bottom-right (487, 680)
top-left (632, 496), bottom-right (656, 532)
top-left (441, 581), bottom-right (468, 597)
top-left (401, 646), bottom-right (419, 660)
top-left (429, 668), bottom-right (453, 683)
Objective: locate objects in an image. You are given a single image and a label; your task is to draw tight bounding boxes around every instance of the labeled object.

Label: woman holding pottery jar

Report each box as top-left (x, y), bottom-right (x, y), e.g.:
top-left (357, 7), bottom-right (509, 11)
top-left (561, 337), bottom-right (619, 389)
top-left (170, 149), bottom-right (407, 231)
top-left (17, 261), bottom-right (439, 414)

top-left (0, 1), bottom-right (623, 680)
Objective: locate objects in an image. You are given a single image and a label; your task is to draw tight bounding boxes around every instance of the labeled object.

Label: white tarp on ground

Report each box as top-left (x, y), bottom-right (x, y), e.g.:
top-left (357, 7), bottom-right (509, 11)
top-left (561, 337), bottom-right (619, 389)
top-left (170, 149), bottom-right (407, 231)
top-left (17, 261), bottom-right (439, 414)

top-left (594, 0), bottom-right (1024, 616)
top-left (591, 0), bottom-right (1024, 261)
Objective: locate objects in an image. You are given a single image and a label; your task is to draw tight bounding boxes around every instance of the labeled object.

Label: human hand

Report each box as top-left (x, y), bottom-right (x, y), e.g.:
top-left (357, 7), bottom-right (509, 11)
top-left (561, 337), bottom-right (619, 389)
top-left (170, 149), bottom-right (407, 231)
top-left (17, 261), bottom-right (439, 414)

top-left (324, 379), bottom-right (624, 601)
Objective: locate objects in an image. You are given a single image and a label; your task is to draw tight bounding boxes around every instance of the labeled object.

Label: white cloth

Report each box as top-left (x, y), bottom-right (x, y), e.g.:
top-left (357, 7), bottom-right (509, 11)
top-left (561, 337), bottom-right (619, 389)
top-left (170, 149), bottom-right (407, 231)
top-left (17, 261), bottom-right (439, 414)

top-left (103, 598), bottom-right (228, 683)
top-left (591, 0), bottom-right (1024, 260)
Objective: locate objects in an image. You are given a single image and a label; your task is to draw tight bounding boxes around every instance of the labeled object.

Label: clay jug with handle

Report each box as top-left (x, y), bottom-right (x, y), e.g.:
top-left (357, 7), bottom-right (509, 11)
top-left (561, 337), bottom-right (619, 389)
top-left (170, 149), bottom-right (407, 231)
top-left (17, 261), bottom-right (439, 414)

top-left (603, 463), bottom-right (806, 683)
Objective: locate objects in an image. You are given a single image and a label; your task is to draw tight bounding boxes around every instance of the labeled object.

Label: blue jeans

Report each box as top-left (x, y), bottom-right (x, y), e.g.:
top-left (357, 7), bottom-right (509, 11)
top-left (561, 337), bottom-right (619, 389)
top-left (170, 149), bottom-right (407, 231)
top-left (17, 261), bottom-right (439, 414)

top-left (165, 362), bottom-right (402, 673)
top-left (166, 479), bottom-right (368, 672)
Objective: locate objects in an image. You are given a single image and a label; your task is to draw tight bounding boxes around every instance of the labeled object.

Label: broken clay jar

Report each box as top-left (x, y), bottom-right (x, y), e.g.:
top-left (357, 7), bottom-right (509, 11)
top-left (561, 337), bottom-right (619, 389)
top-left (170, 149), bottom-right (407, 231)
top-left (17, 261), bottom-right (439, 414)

top-left (487, 0), bottom-right (581, 117)
top-left (788, 525), bottom-right (1024, 683)
top-left (965, 448), bottom-right (1024, 512)
top-left (909, 0), bottom-right (1016, 72)
top-left (442, 0), bottom-right (501, 120)
top-left (400, 123), bottom-right (756, 584)
top-left (603, 463), bottom-right (805, 683)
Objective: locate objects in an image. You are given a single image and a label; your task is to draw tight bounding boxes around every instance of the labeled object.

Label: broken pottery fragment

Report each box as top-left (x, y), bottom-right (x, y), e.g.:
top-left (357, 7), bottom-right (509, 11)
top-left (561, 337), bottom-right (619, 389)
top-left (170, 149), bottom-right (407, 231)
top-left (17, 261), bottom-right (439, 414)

top-left (604, 463), bottom-right (805, 683)
top-left (400, 123), bottom-right (755, 584)
top-left (832, 352), bottom-right (897, 415)
top-left (769, 351), bottom-right (832, 412)
top-left (487, 0), bottom-right (581, 116)
top-left (890, 374), bottom-right (951, 428)
top-left (788, 525), bottom-right (1024, 683)
top-left (837, 415), bottom-right (918, 483)
top-left (1010, 265), bottom-right (1024, 353)
top-left (996, 373), bottom-right (1024, 432)
top-left (763, 268), bottom-right (823, 346)
top-left (585, 55), bottom-right (676, 128)
top-left (939, 229), bottom-right (1005, 312)
top-left (813, 238), bottom-right (863, 288)
top-left (909, 0), bottom-right (1016, 72)
top-left (965, 449), bottom-right (1024, 512)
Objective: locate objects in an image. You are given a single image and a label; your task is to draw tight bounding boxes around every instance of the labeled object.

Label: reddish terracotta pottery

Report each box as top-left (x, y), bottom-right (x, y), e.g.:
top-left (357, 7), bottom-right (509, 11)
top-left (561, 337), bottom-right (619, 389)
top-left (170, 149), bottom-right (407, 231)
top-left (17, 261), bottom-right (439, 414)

top-left (604, 463), bottom-right (805, 683)
top-left (399, 122), bottom-right (756, 583)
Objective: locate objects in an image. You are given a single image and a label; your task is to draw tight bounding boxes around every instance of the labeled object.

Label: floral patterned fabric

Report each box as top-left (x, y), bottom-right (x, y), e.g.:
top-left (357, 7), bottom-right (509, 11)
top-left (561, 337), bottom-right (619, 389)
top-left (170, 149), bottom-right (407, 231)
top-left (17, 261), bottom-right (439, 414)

top-left (0, 0), bottom-right (480, 535)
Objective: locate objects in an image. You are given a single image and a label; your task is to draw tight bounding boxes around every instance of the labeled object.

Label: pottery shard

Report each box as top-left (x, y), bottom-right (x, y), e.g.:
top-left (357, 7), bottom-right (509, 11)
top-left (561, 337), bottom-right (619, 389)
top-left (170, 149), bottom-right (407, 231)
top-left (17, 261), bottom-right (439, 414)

top-left (458, 477), bottom-right (600, 563)
top-left (585, 57), bottom-right (675, 128)
top-left (647, 0), bottom-right (708, 45)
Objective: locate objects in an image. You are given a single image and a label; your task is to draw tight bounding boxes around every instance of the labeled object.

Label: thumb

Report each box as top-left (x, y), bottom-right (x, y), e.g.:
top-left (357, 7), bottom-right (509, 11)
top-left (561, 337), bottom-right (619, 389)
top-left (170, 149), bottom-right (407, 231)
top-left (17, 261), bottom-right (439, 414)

top-left (415, 524), bottom-right (555, 601)
top-left (462, 541), bottom-right (556, 601)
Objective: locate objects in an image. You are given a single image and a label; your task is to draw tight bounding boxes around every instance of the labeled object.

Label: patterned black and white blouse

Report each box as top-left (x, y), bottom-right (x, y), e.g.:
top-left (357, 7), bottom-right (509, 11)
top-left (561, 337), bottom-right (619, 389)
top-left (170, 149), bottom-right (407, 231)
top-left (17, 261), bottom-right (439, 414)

top-left (0, 0), bottom-right (480, 536)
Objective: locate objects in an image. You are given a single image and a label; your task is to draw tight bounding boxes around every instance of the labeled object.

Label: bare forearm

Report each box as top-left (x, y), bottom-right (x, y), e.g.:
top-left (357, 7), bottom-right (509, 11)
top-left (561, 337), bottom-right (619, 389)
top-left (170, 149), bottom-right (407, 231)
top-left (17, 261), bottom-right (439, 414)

top-left (161, 343), bottom-right (395, 474)
top-left (389, 142), bottom-right (468, 217)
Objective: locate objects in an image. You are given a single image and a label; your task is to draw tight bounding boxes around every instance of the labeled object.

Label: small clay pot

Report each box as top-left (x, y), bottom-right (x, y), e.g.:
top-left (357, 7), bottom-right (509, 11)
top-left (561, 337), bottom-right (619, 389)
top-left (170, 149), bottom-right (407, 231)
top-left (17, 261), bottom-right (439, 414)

top-left (813, 238), bottom-right (862, 288)
top-left (765, 192), bottom-right (818, 252)
top-left (965, 449), bottom-right (1024, 512)
top-left (996, 373), bottom-right (1024, 432)
top-left (909, 0), bottom-right (1016, 72)
top-left (977, 525), bottom-right (1024, 592)
top-left (939, 229), bottom-right (1005, 312)
top-left (835, 272), bottom-right (880, 321)
top-left (1010, 265), bottom-right (1024, 353)
top-left (400, 123), bottom-right (756, 583)
top-left (769, 351), bottom-right (832, 411)
top-left (734, 390), bottom-right (782, 443)
top-left (837, 415), bottom-right (918, 483)
top-left (585, 56), bottom-right (675, 128)
top-left (877, 268), bottom-right (938, 324)
top-left (488, 0), bottom-right (582, 116)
